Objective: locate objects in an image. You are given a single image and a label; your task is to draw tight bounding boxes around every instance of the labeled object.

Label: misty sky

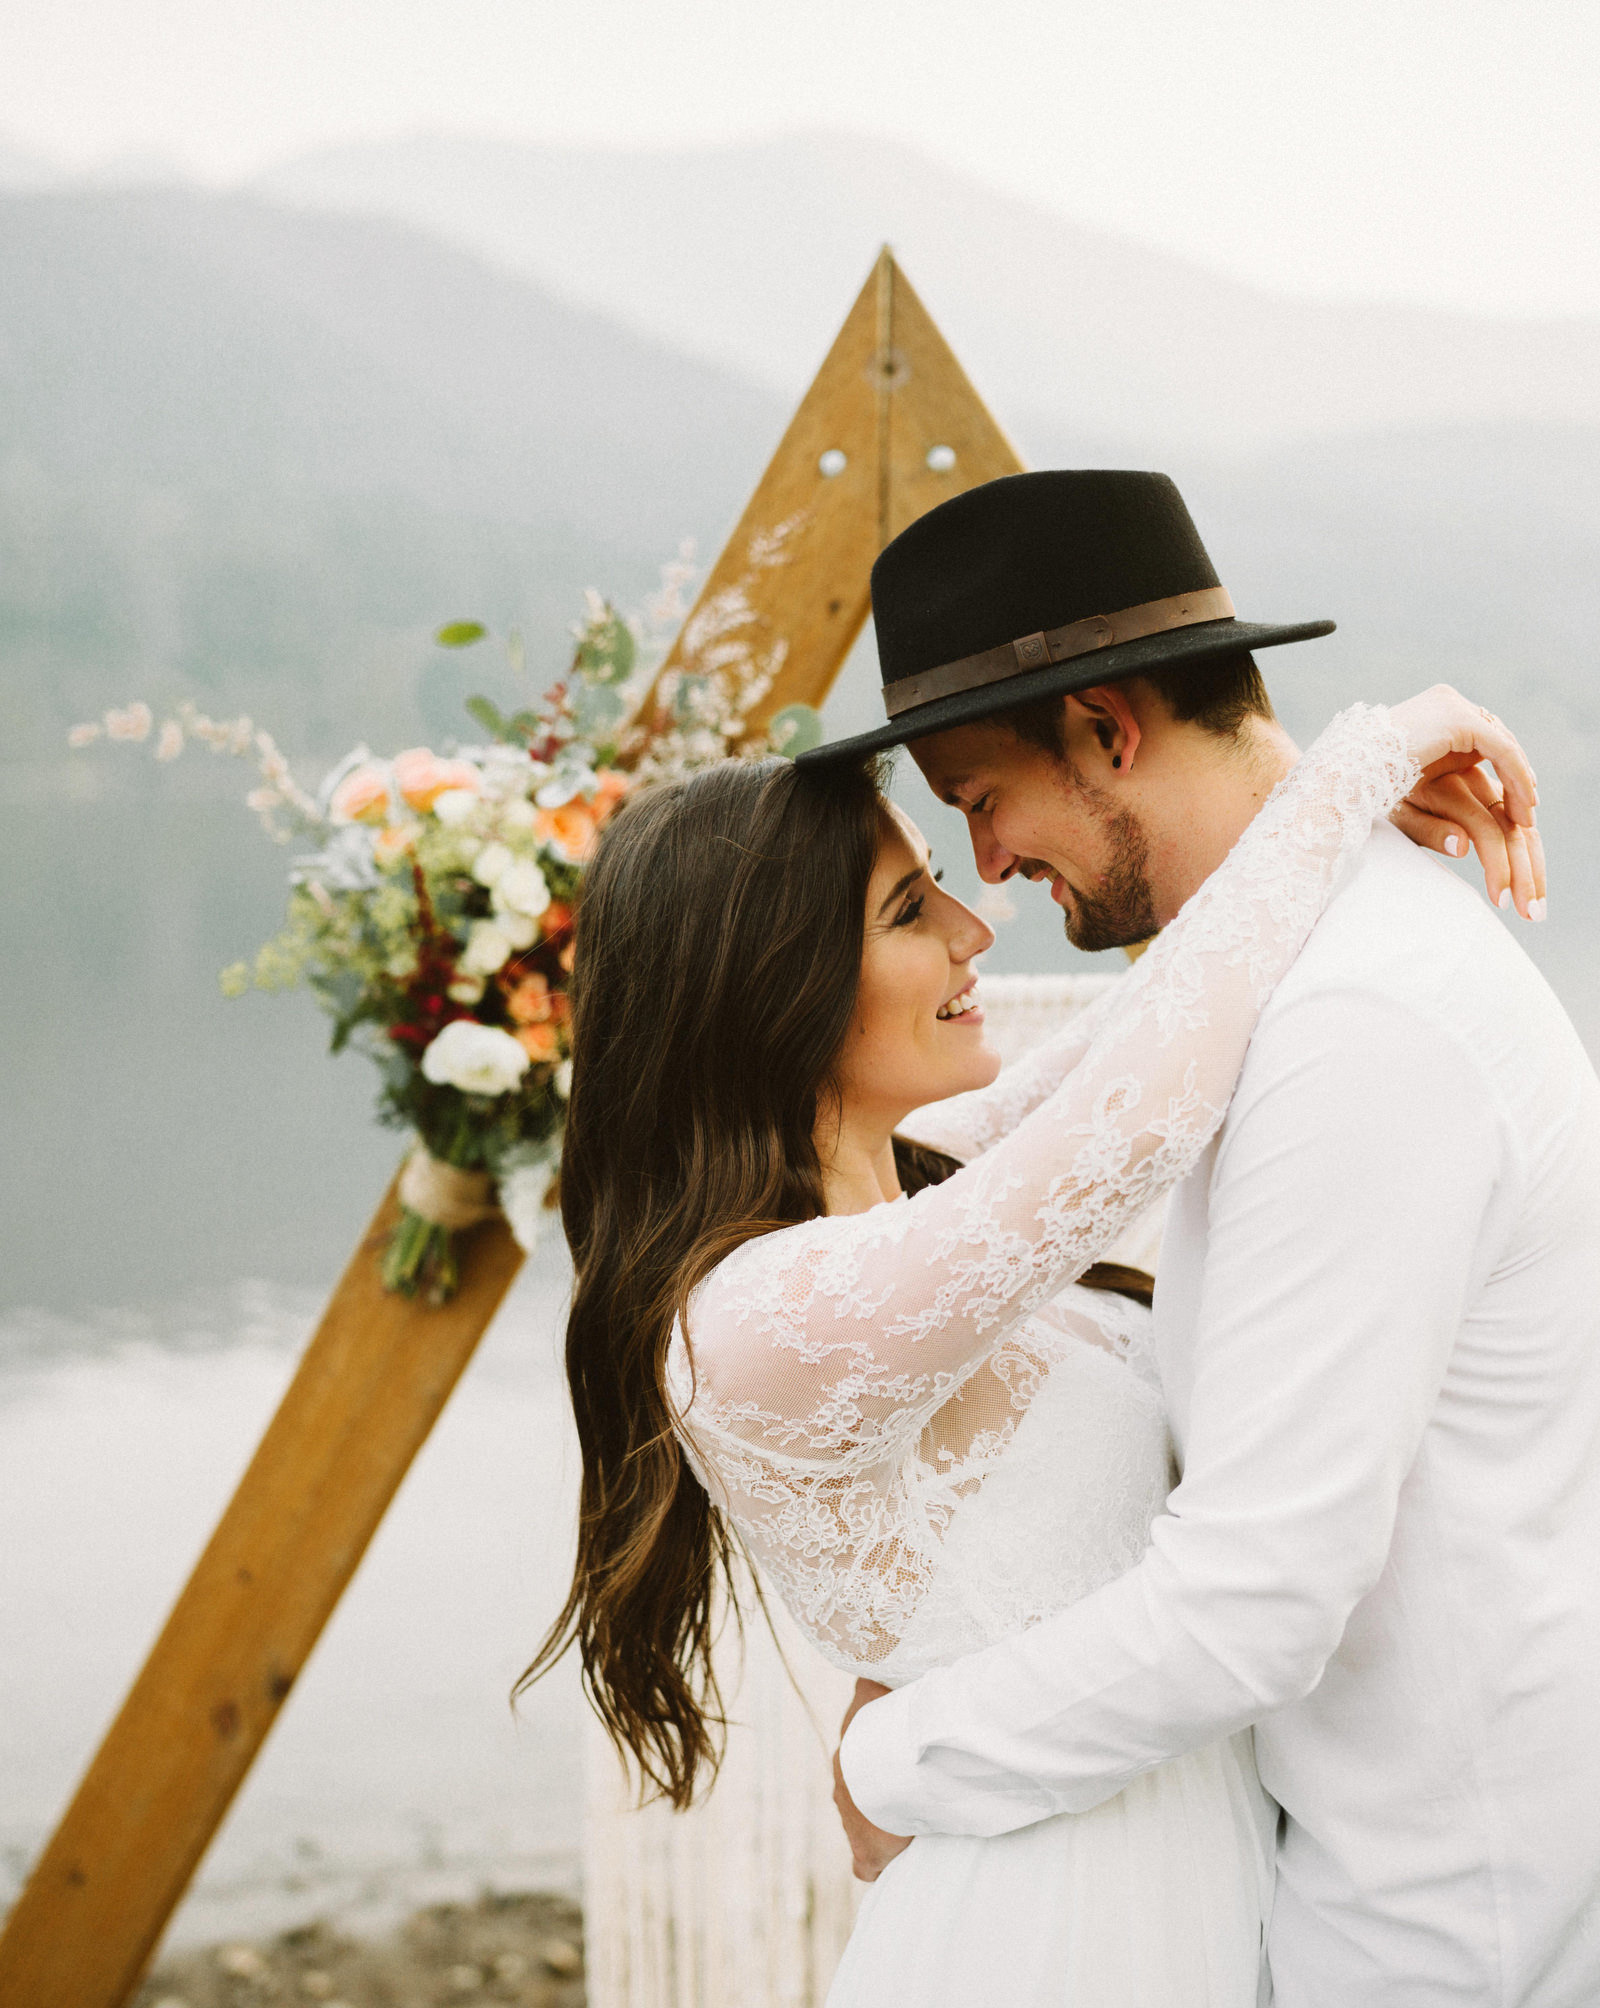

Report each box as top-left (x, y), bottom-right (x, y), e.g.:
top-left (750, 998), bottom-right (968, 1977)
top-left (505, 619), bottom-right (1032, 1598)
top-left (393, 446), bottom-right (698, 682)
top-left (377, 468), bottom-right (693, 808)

top-left (3, 0), bottom-right (1597, 318)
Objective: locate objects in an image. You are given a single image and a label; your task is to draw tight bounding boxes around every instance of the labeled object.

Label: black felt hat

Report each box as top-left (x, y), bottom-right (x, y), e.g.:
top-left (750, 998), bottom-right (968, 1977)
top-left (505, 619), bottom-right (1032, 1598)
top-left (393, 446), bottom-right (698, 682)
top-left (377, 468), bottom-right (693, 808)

top-left (796, 469), bottom-right (1334, 766)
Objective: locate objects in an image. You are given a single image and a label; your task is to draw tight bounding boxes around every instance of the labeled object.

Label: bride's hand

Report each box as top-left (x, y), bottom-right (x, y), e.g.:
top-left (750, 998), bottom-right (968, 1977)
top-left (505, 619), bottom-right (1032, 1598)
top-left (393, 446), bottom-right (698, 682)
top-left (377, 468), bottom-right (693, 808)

top-left (1388, 685), bottom-right (1546, 921)
top-left (834, 1678), bottom-right (913, 1882)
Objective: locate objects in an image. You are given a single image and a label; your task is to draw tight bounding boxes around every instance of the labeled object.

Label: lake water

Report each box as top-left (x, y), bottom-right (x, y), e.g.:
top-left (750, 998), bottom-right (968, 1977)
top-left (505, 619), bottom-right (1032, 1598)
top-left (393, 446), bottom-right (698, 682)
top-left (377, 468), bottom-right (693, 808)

top-left (0, 1243), bottom-right (588, 1953)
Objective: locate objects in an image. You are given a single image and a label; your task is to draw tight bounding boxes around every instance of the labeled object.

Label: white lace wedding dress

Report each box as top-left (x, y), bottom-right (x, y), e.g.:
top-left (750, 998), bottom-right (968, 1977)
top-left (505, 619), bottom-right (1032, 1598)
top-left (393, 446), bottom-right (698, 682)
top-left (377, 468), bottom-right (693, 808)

top-left (667, 708), bottom-right (1419, 2007)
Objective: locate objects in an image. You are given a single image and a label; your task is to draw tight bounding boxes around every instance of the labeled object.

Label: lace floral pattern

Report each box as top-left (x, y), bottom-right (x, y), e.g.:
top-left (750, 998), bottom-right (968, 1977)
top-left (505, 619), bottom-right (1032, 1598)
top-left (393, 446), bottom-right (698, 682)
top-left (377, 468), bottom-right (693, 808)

top-left (670, 707), bottom-right (1419, 1674)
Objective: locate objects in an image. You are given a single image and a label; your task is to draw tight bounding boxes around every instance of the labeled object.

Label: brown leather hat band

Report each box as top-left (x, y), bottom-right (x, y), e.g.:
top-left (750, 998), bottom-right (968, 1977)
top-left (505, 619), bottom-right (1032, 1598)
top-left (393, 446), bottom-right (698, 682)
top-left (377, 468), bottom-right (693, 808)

top-left (881, 585), bottom-right (1237, 719)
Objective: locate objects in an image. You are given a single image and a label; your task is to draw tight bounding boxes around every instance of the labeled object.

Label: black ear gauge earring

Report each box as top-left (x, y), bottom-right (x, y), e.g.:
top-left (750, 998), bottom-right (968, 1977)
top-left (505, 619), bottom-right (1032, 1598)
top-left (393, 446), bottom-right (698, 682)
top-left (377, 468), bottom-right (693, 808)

top-left (1112, 754), bottom-right (1122, 769)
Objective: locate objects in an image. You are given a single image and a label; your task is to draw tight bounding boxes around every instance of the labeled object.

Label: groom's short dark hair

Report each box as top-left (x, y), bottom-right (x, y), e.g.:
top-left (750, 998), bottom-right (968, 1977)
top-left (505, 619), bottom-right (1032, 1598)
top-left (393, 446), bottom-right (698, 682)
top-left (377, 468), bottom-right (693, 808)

top-left (1003, 651), bottom-right (1276, 755)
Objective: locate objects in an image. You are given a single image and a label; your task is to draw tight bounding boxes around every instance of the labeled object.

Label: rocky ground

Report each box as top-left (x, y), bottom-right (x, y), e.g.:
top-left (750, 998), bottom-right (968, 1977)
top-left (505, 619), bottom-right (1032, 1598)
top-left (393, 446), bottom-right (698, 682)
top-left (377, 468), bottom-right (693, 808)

top-left (134, 1892), bottom-right (585, 2008)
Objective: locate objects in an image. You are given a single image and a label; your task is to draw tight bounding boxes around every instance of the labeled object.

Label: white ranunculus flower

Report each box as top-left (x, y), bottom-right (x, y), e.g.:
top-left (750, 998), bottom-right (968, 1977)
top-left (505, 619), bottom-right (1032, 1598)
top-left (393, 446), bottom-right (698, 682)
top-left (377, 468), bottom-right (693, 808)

top-left (495, 859), bottom-right (551, 919)
top-left (459, 920), bottom-right (513, 975)
top-left (420, 1019), bottom-right (530, 1096)
top-left (432, 788), bottom-right (479, 826)
top-left (447, 975), bottom-right (485, 1004)
top-left (500, 1159), bottom-right (557, 1253)
top-left (499, 796), bottom-right (537, 831)
top-left (553, 1059), bottom-right (573, 1100)
top-left (535, 768), bottom-right (592, 809)
top-left (494, 908), bottom-right (539, 951)
top-left (471, 840), bottom-right (513, 888)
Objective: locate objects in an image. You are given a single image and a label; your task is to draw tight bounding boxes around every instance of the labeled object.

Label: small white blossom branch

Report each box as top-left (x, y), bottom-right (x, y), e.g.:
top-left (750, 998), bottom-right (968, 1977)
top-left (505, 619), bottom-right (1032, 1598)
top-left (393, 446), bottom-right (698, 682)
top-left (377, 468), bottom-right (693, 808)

top-left (69, 698), bottom-right (319, 838)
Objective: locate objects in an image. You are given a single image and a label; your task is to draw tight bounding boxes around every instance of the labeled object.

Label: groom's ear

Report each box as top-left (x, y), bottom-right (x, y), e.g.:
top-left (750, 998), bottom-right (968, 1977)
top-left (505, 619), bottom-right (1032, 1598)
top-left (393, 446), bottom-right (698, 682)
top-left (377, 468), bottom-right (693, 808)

top-left (1068, 684), bottom-right (1143, 776)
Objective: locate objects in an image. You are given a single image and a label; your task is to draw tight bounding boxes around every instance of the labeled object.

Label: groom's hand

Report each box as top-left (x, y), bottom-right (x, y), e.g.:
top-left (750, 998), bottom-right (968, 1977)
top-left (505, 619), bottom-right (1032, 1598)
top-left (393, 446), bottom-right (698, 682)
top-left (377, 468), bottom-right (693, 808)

top-left (833, 1678), bottom-right (914, 1882)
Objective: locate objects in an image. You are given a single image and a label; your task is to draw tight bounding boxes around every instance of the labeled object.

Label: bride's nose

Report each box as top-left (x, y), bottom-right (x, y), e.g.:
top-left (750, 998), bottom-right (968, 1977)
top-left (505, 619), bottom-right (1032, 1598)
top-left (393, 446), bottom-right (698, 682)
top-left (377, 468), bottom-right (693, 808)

top-left (947, 898), bottom-right (995, 965)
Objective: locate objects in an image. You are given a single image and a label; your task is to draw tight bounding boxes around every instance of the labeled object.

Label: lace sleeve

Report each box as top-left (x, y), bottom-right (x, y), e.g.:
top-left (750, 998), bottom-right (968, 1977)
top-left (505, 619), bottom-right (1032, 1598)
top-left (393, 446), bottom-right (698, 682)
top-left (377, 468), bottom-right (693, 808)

top-left (897, 975), bottom-right (1130, 1161)
top-left (685, 705), bottom-right (1417, 1469)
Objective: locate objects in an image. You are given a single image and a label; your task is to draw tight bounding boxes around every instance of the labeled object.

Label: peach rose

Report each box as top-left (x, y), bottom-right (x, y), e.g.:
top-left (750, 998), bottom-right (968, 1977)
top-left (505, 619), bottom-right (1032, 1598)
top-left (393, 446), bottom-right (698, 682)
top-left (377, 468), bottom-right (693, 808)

top-left (392, 747), bottom-right (481, 812)
top-left (504, 972), bottom-right (553, 1025)
top-left (329, 763), bottom-right (391, 824)
top-left (373, 821), bottom-right (418, 868)
top-left (515, 1021), bottom-right (561, 1063)
top-left (535, 801), bottom-right (598, 863)
top-left (591, 769), bottom-right (632, 825)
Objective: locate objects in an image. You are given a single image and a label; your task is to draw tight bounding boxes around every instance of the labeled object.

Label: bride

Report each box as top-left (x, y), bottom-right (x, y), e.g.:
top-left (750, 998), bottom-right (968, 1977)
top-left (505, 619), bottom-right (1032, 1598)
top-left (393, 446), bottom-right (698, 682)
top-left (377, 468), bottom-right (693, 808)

top-left (523, 686), bottom-right (1538, 2005)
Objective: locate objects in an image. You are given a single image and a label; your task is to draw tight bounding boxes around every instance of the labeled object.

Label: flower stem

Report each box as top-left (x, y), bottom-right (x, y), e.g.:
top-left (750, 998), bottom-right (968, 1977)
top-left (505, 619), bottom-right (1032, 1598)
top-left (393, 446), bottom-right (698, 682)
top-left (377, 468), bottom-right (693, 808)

top-left (380, 1206), bottom-right (460, 1304)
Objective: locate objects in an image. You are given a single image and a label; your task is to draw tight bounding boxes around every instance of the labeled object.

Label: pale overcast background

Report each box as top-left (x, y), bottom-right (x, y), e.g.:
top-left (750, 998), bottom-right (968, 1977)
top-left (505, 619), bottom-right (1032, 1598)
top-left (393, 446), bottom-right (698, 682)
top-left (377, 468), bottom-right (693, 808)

top-left (3, 0), bottom-right (1598, 316)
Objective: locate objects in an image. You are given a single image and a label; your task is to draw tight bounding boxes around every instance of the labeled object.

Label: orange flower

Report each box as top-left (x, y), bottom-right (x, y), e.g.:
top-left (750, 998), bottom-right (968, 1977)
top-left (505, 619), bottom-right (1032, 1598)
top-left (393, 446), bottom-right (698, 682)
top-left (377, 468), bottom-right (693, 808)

top-left (592, 769), bottom-right (632, 825)
top-left (329, 763), bottom-right (390, 824)
top-left (393, 747), bottom-right (481, 812)
top-left (515, 1021), bottom-right (560, 1063)
top-left (504, 972), bottom-right (553, 1025)
top-left (372, 821), bottom-right (418, 868)
top-left (559, 939), bottom-right (576, 973)
top-left (535, 801), bottom-right (598, 863)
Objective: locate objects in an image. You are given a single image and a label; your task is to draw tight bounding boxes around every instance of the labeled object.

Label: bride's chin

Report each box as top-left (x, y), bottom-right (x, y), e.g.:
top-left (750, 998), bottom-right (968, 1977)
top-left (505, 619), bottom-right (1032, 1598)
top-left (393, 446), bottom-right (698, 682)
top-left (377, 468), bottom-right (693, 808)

top-left (929, 1044), bottom-right (1002, 1101)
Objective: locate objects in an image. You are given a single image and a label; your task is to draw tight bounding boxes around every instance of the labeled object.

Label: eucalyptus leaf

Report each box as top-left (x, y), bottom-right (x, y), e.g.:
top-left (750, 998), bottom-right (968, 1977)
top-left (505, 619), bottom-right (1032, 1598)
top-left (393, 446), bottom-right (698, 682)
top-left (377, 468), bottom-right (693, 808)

top-left (767, 703), bottom-right (825, 758)
top-left (464, 695), bottom-right (512, 741)
top-left (577, 612), bottom-right (636, 686)
top-left (435, 620), bottom-right (488, 648)
top-left (574, 679), bottom-right (625, 735)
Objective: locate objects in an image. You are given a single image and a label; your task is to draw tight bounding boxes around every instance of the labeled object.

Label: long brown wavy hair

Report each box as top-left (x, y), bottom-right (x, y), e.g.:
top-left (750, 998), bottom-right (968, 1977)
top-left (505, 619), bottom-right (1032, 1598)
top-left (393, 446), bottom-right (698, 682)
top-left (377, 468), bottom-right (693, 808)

top-left (517, 753), bottom-right (1150, 1808)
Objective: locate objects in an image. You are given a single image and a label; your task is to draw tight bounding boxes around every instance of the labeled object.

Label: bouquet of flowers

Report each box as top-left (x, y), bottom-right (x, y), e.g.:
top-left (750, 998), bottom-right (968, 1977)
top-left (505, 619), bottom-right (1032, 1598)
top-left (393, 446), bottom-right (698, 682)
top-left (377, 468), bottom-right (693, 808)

top-left (73, 581), bottom-right (821, 1302)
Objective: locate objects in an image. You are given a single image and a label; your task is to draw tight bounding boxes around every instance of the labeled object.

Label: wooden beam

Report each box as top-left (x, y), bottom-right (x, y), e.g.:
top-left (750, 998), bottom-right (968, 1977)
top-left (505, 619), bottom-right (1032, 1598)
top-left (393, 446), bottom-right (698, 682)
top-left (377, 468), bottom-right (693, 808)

top-left (637, 247), bottom-right (1023, 744)
top-left (0, 1181), bottom-right (524, 2008)
top-left (0, 248), bottom-right (1026, 2007)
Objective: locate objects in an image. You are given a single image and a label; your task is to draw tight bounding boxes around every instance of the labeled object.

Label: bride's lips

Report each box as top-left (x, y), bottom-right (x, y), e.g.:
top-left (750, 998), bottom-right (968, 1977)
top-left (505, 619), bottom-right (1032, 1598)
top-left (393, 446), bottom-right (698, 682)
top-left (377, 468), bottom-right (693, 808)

top-left (937, 978), bottom-right (984, 1026)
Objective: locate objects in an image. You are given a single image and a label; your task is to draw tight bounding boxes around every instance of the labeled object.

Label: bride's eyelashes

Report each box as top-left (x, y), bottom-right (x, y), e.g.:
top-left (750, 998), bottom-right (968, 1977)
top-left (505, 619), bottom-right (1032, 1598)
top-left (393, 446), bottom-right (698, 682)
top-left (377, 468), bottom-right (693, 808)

top-left (891, 868), bottom-right (944, 928)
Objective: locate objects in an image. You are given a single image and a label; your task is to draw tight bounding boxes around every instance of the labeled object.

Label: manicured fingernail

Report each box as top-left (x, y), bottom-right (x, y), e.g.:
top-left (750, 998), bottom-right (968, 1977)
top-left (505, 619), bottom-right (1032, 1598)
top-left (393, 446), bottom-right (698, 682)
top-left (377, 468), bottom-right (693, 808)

top-left (1497, 888), bottom-right (1513, 911)
top-left (1444, 835), bottom-right (1464, 857)
top-left (1529, 898), bottom-right (1547, 923)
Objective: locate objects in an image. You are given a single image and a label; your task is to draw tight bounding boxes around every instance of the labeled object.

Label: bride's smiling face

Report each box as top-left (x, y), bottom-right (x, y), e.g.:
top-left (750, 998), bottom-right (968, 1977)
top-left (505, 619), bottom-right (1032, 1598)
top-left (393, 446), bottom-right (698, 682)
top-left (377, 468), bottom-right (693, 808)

top-left (831, 805), bottom-right (1001, 1128)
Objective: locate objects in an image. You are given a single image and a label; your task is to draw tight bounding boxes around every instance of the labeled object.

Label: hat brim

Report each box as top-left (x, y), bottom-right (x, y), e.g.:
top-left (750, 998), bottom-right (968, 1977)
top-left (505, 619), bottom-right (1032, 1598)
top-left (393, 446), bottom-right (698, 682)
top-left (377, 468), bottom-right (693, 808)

top-left (794, 617), bottom-right (1336, 768)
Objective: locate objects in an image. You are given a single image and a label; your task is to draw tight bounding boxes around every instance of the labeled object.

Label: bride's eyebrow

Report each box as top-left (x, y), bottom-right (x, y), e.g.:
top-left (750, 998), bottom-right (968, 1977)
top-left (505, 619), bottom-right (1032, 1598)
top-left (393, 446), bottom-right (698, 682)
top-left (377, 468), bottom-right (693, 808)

top-left (875, 861), bottom-right (928, 918)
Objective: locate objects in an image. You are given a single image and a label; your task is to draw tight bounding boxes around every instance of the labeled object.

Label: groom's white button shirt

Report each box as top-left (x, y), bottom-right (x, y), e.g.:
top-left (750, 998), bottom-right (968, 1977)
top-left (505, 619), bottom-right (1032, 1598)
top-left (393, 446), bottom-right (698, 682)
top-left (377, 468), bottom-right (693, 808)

top-left (842, 822), bottom-right (1600, 2007)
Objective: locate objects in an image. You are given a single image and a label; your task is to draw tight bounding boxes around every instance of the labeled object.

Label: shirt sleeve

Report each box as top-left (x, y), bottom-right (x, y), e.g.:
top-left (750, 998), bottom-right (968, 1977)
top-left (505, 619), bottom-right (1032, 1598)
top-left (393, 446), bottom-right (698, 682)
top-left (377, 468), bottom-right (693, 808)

top-left (840, 987), bottom-right (1509, 1835)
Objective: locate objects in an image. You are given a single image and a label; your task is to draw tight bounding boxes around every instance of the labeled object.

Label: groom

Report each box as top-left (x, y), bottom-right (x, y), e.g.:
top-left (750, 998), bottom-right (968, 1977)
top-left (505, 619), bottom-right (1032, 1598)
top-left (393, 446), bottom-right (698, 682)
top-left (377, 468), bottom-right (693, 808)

top-left (797, 472), bottom-right (1600, 2006)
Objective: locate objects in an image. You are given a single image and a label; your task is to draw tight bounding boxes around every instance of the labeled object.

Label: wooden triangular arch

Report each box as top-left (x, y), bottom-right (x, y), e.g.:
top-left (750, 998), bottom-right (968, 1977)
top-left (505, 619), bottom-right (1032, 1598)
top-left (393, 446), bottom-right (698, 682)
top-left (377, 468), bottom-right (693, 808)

top-left (0, 250), bottom-right (1025, 2008)
top-left (641, 249), bottom-right (1022, 744)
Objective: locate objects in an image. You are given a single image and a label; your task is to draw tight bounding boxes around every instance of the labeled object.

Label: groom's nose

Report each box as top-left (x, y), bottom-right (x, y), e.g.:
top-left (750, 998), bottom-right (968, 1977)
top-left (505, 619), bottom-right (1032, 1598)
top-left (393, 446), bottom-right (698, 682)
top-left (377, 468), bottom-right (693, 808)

top-left (969, 820), bottom-right (1020, 884)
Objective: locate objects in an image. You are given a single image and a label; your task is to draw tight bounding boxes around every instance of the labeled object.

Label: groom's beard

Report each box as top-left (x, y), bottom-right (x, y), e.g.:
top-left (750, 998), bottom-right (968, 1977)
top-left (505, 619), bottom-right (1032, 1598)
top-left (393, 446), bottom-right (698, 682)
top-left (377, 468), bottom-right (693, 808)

top-left (1063, 805), bottom-right (1159, 951)
top-left (1021, 767), bottom-right (1159, 953)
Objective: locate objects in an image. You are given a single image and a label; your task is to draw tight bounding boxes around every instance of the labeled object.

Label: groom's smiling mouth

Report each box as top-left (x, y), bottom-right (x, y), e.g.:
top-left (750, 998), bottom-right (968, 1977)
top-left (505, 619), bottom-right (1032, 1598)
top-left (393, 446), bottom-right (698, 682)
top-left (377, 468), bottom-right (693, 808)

top-left (937, 979), bottom-right (983, 1023)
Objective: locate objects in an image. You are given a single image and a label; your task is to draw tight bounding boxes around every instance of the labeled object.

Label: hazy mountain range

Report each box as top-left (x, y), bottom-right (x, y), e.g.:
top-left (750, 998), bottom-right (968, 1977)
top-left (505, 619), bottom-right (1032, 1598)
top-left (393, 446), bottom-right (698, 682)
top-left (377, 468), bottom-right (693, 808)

top-left (0, 184), bottom-right (780, 762)
top-left (259, 129), bottom-right (1600, 452)
top-left (0, 137), bottom-right (1595, 1309)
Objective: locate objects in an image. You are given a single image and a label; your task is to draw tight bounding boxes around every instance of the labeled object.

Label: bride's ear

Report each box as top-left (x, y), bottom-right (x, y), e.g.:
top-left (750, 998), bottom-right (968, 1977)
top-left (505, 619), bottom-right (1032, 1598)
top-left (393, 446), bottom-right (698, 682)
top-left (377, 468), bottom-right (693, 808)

top-left (1069, 685), bottom-right (1142, 775)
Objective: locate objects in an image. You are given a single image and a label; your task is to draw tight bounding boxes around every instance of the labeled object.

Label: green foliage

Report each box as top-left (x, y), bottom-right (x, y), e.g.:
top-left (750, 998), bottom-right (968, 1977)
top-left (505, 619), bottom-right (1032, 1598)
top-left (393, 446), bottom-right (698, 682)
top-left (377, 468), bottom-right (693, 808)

top-left (575, 609), bottom-right (636, 685)
top-left (464, 694), bottom-right (514, 740)
top-left (572, 678), bottom-right (625, 742)
top-left (767, 703), bottom-right (824, 758)
top-left (435, 620), bottom-right (489, 648)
